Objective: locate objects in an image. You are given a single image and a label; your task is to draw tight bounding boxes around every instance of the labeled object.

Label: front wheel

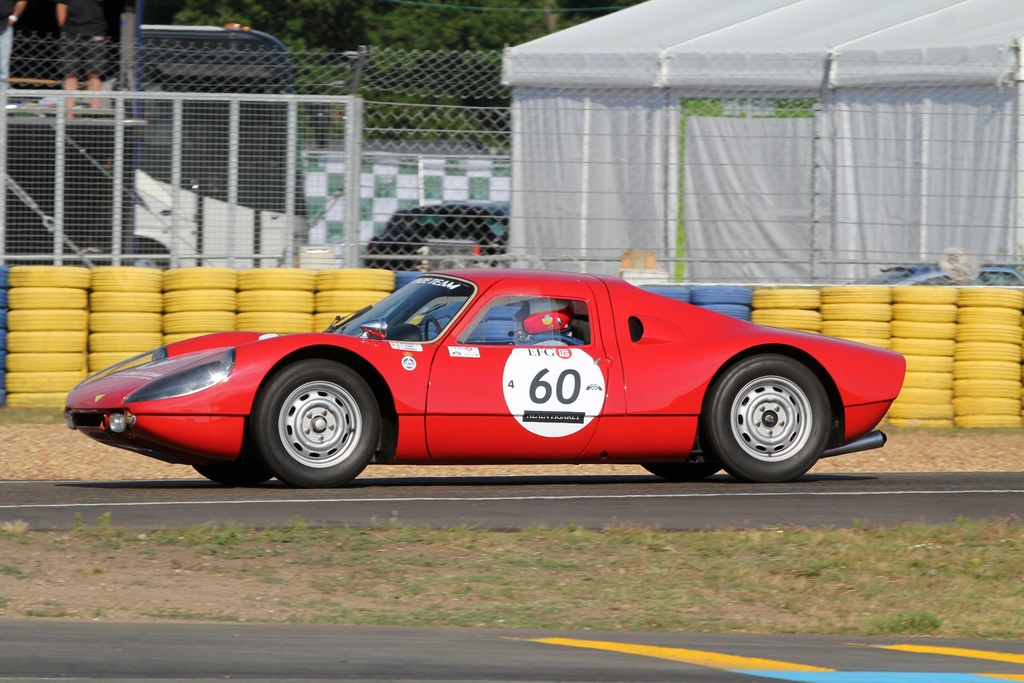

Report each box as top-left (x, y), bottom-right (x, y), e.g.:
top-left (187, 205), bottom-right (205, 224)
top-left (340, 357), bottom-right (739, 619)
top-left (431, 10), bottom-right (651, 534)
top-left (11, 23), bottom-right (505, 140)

top-left (700, 354), bottom-right (830, 483)
top-left (251, 360), bottom-right (380, 488)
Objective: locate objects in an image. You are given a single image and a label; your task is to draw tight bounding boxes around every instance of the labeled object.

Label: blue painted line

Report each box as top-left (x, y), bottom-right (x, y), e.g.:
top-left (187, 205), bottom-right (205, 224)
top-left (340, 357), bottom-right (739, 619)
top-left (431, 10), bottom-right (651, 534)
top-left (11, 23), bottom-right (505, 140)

top-left (740, 672), bottom-right (1005, 683)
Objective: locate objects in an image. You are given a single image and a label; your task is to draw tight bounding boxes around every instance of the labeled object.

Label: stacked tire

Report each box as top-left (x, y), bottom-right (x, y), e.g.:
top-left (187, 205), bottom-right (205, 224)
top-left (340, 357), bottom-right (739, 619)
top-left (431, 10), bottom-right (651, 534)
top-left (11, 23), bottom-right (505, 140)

top-left (750, 287), bottom-right (822, 333)
top-left (5, 266), bottom-right (90, 409)
top-left (641, 284), bottom-right (691, 304)
top-left (162, 267), bottom-right (238, 344)
top-left (88, 267), bottom-right (165, 372)
top-left (689, 285), bottom-right (752, 321)
top-left (0, 266), bottom-right (8, 406)
top-left (952, 287), bottom-right (1024, 428)
top-left (313, 269), bottom-right (395, 331)
top-left (819, 286), bottom-right (893, 349)
top-left (887, 287), bottom-right (958, 429)
top-left (237, 268), bottom-right (316, 334)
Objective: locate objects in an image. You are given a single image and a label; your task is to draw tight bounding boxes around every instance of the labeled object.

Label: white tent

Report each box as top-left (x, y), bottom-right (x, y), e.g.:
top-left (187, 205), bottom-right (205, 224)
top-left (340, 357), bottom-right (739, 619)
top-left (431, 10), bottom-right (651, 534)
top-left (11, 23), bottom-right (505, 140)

top-left (502, 0), bottom-right (1024, 282)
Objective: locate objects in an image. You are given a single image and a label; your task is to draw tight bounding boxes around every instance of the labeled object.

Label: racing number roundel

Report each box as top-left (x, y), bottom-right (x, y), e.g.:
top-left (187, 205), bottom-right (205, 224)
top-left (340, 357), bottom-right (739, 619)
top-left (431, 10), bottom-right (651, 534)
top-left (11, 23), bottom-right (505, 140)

top-left (501, 347), bottom-right (606, 437)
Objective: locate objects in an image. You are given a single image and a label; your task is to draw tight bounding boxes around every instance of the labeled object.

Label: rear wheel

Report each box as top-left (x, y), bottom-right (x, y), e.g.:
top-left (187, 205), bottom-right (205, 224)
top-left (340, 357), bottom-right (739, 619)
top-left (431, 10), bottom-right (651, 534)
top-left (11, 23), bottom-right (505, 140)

top-left (700, 354), bottom-right (830, 483)
top-left (252, 360), bottom-right (380, 488)
top-left (192, 458), bottom-right (274, 487)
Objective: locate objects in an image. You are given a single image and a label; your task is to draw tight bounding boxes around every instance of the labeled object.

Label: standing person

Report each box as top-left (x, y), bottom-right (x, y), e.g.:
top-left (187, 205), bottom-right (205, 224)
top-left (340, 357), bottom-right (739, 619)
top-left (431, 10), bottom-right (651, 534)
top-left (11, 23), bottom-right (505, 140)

top-left (54, 0), bottom-right (107, 109)
top-left (0, 0), bottom-right (28, 89)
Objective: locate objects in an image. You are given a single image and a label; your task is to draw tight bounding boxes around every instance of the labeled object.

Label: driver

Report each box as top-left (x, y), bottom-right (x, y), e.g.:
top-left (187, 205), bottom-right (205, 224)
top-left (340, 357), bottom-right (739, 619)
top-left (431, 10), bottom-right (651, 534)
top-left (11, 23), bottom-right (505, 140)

top-left (514, 298), bottom-right (574, 343)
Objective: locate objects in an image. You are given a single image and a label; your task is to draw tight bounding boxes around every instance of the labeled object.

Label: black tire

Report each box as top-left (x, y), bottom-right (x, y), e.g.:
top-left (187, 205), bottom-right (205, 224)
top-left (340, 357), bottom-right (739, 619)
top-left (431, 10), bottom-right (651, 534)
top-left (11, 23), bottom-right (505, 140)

top-left (192, 458), bottom-right (274, 487)
top-left (642, 459), bottom-right (722, 481)
top-left (700, 354), bottom-right (830, 483)
top-left (251, 360), bottom-right (380, 488)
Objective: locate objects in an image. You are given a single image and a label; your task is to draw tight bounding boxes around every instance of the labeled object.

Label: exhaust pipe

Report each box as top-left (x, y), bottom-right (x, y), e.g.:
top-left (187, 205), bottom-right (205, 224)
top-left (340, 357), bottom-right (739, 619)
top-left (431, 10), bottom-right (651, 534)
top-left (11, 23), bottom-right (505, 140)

top-left (821, 430), bottom-right (887, 459)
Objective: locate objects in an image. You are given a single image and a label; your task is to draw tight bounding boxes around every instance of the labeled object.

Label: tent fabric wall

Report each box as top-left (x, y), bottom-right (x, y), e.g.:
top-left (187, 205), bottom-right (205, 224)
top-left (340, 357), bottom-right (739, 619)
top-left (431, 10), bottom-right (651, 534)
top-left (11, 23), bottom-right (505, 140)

top-left (503, 0), bottom-right (1024, 282)
top-left (509, 88), bottom-right (676, 273)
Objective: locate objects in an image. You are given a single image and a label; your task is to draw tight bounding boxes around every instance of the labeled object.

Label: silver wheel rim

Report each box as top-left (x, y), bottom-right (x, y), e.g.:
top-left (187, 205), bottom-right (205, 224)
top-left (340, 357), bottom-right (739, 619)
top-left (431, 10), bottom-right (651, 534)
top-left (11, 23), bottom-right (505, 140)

top-left (729, 375), bottom-right (813, 463)
top-left (277, 380), bottom-right (363, 469)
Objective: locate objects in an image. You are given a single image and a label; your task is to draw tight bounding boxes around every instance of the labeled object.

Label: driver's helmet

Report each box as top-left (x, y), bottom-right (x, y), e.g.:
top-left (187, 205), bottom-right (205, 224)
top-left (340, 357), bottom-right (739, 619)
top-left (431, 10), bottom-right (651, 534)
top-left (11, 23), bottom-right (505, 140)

top-left (516, 298), bottom-right (573, 335)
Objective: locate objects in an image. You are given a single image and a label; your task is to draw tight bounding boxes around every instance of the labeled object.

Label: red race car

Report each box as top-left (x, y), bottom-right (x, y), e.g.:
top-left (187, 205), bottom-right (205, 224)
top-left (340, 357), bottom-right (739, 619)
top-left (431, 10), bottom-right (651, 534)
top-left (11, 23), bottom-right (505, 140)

top-left (65, 270), bottom-right (906, 487)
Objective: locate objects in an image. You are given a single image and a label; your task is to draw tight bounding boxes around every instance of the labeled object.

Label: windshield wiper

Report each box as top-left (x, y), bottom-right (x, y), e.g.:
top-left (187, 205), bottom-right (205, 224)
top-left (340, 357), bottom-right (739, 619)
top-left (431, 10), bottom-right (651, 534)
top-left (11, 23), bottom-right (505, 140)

top-left (325, 305), bottom-right (372, 334)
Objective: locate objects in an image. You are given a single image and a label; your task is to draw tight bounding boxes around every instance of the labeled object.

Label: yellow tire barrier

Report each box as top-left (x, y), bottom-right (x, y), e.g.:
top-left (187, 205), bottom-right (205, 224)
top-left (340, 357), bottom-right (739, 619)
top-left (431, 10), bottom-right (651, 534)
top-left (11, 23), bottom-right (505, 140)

top-left (89, 266), bottom-right (163, 293)
top-left (8, 309), bottom-right (88, 332)
top-left (901, 371), bottom-right (953, 390)
top-left (88, 352), bottom-right (139, 372)
top-left (957, 287), bottom-right (1024, 309)
top-left (751, 288), bottom-right (822, 310)
top-left (5, 393), bottom-right (69, 409)
top-left (314, 290), bottom-right (390, 314)
top-left (88, 312), bottom-right (163, 334)
top-left (886, 402), bottom-right (954, 420)
top-left (820, 286), bottom-right (892, 304)
top-left (162, 267), bottom-right (238, 292)
top-left (7, 331), bottom-right (87, 353)
top-left (236, 312), bottom-right (314, 334)
top-left (957, 307), bottom-right (1022, 326)
top-left (890, 337), bottom-right (955, 357)
top-left (162, 333), bottom-right (209, 345)
top-left (313, 313), bottom-right (342, 331)
top-left (5, 371), bottom-right (85, 393)
top-left (88, 332), bottom-right (164, 353)
top-left (89, 291), bottom-right (164, 314)
top-left (891, 303), bottom-right (958, 323)
top-left (819, 303), bottom-right (892, 322)
top-left (955, 323), bottom-right (1023, 344)
top-left (886, 417), bottom-right (955, 429)
top-left (953, 397), bottom-right (1020, 416)
top-left (895, 387), bottom-right (952, 404)
top-left (163, 289), bottom-right (237, 313)
top-left (9, 287), bottom-right (88, 310)
top-left (820, 320), bottom-right (890, 339)
top-left (315, 268), bottom-right (396, 293)
top-left (902, 354), bottom-right (955, 374)
top-left (237, 290), bottom-right (315, 314)
top-left (838, 337), bottom-right (892, 349)
top-left (953, 379), bottom-right (1021, 400)
top-left (954, 341), bottom-right (1022, 363)
top-left (891, 287), bottom-right (959, 305)
top-left (750, 309), bottom-right (822, 332)
top-left (9, 265), bottom-right (91, 289)
top-left (237, 268), bottom-right (315, 291)
top-left (6, 352), bottom-right (86, 373)
top-left (162, 311), bottom-right (236, 334)
top-left (890, 320), bottom-right (956, 339)
top-left (954, 414), bottom-right (1022, 428)
top-left (952, 360), bottom-right (1022, 381)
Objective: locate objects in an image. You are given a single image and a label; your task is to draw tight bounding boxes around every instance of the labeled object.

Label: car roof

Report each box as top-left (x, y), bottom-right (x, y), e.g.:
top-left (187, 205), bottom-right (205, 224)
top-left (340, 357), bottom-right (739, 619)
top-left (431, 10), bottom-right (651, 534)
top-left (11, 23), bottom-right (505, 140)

top-left (431, 268), bottom-right (609, 290)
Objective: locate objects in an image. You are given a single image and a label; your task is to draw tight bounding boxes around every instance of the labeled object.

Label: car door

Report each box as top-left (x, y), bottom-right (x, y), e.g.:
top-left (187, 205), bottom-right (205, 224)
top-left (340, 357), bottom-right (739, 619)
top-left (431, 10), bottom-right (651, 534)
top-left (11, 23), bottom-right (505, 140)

top-left (425, 287), bottom-right (612, 462)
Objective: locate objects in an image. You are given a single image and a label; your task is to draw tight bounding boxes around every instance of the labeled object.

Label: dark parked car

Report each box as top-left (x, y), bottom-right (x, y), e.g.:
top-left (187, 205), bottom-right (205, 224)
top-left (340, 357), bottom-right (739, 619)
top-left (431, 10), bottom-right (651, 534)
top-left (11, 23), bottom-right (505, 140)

top-left (858, 264), bottom-right (1024, 287)
top-left (365, 203), bottom-right (508, 270)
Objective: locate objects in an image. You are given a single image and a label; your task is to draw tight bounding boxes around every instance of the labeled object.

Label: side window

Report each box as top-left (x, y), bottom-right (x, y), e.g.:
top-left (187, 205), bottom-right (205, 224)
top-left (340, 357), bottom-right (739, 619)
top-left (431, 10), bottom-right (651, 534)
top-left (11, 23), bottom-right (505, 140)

top-left (460, 296), bottom-right (591, 346)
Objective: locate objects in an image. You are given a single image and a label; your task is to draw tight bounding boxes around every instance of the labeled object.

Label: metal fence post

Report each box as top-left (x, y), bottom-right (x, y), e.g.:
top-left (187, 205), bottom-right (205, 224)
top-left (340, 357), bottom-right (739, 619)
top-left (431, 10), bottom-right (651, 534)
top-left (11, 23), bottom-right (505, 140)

top-left (344, 95), bottom-right (364, 268)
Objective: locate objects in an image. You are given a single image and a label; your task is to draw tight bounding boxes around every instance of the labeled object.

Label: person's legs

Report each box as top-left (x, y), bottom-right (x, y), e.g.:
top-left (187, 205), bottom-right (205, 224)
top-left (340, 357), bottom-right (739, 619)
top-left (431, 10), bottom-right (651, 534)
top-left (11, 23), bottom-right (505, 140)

top-left (0, 27), bottom-right (13, 89)
top-left (85, 70), bottom-right (100, 108)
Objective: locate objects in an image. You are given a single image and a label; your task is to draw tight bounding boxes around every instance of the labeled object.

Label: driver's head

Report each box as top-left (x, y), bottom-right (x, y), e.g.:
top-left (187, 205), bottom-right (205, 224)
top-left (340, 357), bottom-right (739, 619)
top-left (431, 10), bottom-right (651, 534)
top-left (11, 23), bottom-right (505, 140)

top-left (516, 298), bottom-right (572, 335)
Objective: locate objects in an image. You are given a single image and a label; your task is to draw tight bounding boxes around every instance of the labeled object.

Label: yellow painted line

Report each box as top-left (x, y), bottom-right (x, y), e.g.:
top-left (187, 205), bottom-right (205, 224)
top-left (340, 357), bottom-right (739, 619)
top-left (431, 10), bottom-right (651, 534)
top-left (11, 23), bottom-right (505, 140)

top-left (980, 675), bottom-right (1024, 681)
top-left (528, 637), bottom-right (833, 672)
top-left (876, 645), bottom-right (1024, 666)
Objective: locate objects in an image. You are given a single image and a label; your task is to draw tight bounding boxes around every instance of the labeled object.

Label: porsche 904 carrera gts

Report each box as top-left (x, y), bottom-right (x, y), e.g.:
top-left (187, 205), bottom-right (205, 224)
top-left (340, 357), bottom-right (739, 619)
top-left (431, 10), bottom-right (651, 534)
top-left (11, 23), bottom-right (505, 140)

top-left (65, 270), bottom-right (906, 487)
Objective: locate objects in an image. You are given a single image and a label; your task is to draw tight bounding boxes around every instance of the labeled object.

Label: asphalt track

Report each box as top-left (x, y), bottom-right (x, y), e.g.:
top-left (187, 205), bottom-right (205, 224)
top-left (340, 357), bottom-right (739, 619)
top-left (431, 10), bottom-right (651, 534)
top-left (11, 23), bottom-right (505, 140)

top-left (2, 471), bottom-right (1022, 681)
top-left (0, 471), bottom-right (1022, 531)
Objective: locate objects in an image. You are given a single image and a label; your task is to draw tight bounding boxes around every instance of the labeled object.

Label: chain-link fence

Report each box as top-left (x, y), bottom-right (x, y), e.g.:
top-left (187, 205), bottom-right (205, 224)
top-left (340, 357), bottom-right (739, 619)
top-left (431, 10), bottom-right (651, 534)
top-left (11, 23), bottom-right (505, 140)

top-left (6, 30), bottom-right (1024, 284)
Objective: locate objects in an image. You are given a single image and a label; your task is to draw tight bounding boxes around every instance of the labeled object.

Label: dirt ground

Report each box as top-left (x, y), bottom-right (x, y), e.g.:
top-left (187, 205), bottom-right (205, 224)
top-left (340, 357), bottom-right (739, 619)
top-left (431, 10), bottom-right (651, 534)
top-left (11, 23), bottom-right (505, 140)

top-left (2, 422), bottom-right (1024, 481)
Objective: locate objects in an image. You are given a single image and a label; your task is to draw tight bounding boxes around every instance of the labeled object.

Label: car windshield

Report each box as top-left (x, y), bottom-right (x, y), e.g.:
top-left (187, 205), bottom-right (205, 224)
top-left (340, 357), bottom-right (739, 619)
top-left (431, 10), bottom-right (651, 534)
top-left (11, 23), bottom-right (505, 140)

top-left (328, 274), bottom-right (476, 342)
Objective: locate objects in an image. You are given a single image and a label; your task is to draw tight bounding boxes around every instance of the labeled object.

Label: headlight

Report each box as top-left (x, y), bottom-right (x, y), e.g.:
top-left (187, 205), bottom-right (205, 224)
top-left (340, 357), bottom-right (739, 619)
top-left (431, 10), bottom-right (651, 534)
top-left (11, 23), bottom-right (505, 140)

top-left (125, 349), bottom-right (235, 403)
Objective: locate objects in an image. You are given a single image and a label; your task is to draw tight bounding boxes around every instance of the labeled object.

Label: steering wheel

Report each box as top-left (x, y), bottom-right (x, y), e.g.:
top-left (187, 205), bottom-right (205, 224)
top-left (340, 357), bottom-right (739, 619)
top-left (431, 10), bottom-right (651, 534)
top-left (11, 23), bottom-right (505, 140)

top-left (423, 316), bottom-right (444, 339)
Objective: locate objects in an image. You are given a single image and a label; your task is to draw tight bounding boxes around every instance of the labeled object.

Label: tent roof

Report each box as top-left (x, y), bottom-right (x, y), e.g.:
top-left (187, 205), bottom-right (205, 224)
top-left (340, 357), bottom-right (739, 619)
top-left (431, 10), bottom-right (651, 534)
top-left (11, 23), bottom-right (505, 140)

top-left (503, 0), bottom-right (1024, 89)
